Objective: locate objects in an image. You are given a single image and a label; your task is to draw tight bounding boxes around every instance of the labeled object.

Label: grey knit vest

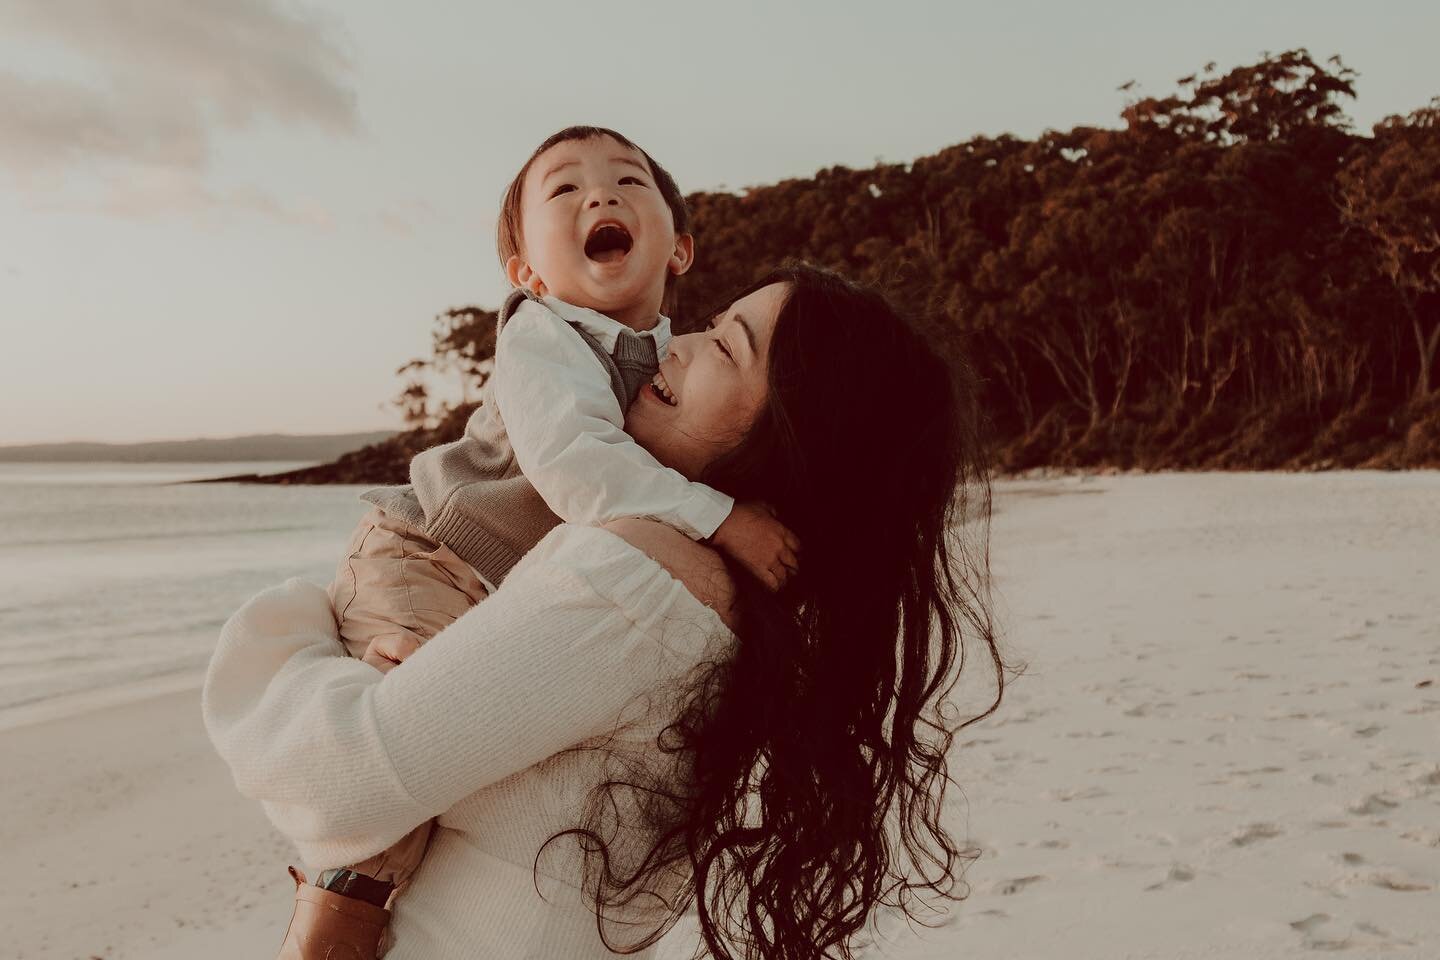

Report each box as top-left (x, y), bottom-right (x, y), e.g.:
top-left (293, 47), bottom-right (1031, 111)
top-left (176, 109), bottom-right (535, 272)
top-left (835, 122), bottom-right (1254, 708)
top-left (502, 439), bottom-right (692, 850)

top-left (359, 289), bottom-right (661, 586)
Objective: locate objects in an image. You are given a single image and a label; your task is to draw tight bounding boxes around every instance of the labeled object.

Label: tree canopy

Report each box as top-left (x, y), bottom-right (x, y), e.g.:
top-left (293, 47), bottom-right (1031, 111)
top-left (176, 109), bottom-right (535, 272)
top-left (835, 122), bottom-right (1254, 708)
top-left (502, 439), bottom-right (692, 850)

top-left (277, 49), bottom-right (1437, 485)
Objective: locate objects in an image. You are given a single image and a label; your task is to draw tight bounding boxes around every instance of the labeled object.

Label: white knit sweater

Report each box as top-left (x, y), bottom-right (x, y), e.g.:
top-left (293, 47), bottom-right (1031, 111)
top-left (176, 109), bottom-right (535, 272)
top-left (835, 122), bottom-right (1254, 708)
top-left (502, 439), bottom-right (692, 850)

top-left (203, 524), bottom-right (734, 959)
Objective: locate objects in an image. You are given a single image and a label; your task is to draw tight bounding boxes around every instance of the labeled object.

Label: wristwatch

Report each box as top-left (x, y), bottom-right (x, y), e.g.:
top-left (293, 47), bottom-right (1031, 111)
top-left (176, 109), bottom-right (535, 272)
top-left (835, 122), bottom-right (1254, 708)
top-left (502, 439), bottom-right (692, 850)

top-left (317, 868), bottom-right (394, 907)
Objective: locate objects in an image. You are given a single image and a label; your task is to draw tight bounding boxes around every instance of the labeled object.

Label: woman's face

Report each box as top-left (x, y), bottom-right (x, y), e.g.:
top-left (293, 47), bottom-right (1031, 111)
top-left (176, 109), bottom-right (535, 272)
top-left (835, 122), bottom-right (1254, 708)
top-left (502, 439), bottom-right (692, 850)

top-left (626, 282), bottom-right (788, 479)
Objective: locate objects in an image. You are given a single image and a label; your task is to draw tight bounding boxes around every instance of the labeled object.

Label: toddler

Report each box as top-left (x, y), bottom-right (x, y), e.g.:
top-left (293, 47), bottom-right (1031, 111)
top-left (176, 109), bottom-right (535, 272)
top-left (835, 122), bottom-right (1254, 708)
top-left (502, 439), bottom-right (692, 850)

top-left (274, 126), bottom-right (798, 959)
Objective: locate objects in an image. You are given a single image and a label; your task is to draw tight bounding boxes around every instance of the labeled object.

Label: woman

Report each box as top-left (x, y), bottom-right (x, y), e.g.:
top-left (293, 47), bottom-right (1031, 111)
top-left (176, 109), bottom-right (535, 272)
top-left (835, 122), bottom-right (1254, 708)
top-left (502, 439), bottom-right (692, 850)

top-left (204, 263), bottom-right (1003, 960)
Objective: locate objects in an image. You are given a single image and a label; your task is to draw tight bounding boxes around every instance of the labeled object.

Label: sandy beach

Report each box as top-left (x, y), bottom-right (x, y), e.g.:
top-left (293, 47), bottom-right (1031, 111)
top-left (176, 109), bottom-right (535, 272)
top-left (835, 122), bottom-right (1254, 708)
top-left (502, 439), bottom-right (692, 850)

top-left (4, 472), bottom-right (1435, 959)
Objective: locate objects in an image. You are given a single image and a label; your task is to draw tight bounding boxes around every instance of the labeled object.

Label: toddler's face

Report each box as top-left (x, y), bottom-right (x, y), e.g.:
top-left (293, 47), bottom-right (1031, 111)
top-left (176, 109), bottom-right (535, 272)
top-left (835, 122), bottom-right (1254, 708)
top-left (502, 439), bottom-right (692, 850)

top-left (509, 136), bottom-right (690, 321)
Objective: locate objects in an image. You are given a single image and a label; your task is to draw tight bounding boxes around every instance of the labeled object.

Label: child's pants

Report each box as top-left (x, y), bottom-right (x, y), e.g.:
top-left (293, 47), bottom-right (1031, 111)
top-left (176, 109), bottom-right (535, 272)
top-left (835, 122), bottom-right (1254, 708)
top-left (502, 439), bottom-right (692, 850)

top-left (324, 506), bottom-right (490, 890)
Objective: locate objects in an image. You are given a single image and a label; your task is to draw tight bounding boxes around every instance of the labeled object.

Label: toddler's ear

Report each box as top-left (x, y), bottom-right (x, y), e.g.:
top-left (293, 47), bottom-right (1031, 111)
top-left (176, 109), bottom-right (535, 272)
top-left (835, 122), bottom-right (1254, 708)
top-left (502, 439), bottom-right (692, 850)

top-left (505, 255), bottom-right (543, 294)
top-left (668, 234), bottom-right (695, 277)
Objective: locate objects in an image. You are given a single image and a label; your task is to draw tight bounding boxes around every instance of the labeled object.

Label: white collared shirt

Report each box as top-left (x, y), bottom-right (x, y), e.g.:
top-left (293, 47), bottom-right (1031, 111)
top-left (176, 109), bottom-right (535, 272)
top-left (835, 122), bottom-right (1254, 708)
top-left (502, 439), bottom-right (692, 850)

top-left (538, 295), bottom-right (673, 359)
top-left (489, 295), bottom-right (734, 543)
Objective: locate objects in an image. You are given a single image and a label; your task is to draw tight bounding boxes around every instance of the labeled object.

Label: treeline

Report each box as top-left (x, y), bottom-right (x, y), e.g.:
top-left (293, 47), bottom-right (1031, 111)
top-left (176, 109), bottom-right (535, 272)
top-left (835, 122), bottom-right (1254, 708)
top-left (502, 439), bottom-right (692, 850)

top-left (266, 49), bottom-right (1439, 485)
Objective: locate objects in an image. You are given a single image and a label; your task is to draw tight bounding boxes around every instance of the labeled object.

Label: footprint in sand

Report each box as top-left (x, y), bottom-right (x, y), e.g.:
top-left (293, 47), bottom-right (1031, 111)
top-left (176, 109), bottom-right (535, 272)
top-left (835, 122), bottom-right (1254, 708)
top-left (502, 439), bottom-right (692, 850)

top-left (1409, 767), bottom-right (1440, 787)
top-left (1121, 700), bottom-right (1177, 717)
top-left (995, 707), bottom-right (1050, 726)
top-left (1289, 913), bottom-right (1354, 952)
top-left (1370, 872), bottom-right (1432, 892)
top-left (1347, 794), bottom-right (1399, 817)
top-left (994, 875), bottom-right (1046, 896)
top-left (1399, 829), bottom-right (1440, 847)
top-left (1047, 785), bottom-right (1110, 803)
top-left (1294, 915), bottom-right (1417, 952)
top-left (1290, 913), bottom-right (1330, 935)
top-left (1143, 864), bottom-right (1195, 891)
top-left (1230, 823), bottom-right (1283, 847)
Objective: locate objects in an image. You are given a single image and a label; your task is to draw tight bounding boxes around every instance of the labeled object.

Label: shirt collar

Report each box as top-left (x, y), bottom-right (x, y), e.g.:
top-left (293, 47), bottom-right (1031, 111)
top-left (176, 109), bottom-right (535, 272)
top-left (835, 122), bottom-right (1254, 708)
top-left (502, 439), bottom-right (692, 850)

top-left (540, 295), bottom-right (672, 356)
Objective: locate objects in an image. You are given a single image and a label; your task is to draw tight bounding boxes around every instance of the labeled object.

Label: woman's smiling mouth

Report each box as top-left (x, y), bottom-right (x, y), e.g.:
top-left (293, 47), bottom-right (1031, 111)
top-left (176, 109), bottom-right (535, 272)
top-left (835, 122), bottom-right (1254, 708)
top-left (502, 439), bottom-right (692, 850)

top-left (649, 370), bottom-right (677, 406)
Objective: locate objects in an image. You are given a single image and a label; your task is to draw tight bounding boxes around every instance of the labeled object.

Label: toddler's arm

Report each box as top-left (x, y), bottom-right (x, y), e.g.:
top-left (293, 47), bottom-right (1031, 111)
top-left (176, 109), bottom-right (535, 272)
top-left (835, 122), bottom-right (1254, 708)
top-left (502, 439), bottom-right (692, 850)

top-left (707, 500), bottom-right (800, 593)
top-left (493, 300), bottom-right (733, 540)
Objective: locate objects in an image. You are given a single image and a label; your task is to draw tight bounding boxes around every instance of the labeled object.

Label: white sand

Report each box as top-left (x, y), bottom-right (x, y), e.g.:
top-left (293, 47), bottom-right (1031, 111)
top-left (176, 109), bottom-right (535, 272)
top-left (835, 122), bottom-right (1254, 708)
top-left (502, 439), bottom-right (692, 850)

top-left (4, 473), bottom-right (1435, 959)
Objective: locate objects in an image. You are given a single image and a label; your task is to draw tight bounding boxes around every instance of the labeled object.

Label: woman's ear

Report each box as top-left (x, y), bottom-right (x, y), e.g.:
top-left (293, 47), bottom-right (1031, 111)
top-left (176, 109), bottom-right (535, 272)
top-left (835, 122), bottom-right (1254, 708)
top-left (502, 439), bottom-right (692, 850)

top-left (668, 234), bottom-right (696, 277)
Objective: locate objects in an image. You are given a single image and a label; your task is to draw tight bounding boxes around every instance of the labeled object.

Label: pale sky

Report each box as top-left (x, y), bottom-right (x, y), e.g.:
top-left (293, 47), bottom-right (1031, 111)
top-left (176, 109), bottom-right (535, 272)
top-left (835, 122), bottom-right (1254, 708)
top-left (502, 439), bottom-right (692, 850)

top-left (2, 0), bottom-right (1436, 445)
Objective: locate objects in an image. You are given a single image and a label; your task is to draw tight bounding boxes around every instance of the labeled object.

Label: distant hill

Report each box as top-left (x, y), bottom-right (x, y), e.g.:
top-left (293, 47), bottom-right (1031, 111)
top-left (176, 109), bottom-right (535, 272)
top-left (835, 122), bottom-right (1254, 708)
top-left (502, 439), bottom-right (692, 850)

top-left (344, 52), bottom-right (1439, 475)
top-left (0, 431), bottom-right (397, 463)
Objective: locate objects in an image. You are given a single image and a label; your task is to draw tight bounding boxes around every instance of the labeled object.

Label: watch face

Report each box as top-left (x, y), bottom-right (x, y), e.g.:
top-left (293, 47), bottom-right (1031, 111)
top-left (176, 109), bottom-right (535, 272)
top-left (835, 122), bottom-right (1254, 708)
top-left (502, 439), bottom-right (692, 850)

top-left (323, 869), bottom-right (357, 891)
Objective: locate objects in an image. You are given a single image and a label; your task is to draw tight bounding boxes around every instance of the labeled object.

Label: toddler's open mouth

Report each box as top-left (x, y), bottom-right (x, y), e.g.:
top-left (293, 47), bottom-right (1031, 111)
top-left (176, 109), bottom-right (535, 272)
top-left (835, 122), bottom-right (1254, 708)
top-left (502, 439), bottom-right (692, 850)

top-left (584, 221), bottom-right (633, 264)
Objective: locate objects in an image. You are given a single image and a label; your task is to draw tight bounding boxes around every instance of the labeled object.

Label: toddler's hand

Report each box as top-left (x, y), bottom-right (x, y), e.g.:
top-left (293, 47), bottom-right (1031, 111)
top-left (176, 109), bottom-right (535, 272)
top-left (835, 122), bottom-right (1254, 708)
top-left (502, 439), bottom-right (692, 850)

top-left (361, 634), bottom-right (421, 674)
top-left (709, 500), bottom-right (800, 592)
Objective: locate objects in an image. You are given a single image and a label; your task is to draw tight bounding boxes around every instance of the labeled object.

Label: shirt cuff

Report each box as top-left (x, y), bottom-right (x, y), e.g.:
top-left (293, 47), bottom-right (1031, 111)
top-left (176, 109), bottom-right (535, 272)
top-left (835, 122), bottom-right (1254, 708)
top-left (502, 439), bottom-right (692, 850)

top-left (676, 487), bottom-right (735, 541)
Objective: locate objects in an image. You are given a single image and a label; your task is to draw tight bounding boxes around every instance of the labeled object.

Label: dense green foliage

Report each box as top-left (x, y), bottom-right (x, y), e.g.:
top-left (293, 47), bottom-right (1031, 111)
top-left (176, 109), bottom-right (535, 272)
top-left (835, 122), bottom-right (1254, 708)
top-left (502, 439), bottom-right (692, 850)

top-left (273, 49), bottom-right (1437, 485)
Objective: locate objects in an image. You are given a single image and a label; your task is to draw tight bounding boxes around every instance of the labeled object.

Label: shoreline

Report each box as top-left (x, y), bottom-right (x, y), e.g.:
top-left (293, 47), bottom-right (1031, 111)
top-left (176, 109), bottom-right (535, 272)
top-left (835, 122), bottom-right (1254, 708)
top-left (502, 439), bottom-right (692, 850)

top-left (208, 463), bottom-right (1440, 490)
top-left (0, 667), bottom-right (208, 734)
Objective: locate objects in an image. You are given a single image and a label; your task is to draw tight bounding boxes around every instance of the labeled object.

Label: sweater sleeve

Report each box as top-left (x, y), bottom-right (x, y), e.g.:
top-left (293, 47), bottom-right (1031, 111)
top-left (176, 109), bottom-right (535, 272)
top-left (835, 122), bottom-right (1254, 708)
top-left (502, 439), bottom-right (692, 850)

top-left (201, 525), bottom-right (730, 869)
top-left (493, 300), bottom-right (734, 540)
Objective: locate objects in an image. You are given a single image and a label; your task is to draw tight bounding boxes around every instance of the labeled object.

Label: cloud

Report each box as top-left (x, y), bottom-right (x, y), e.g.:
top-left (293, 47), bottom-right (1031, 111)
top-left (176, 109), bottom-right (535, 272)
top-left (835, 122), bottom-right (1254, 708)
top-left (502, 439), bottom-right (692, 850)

top-left (0, 0), bottom-right (358, 215)
top-left (0, 68), bottom-right (210, 175)
top-left (378, 209), bottom-right (414, 237)
top-left (81, 167), bottom-right (334, 227)
top-left (377, 200), bottom-right (441, 237)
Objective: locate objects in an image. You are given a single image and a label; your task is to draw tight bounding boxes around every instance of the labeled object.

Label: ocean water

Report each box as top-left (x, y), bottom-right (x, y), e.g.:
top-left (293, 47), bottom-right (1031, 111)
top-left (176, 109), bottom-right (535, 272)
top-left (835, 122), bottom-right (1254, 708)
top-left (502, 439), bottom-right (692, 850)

top-left (0, 463), bottom-right (372, 719)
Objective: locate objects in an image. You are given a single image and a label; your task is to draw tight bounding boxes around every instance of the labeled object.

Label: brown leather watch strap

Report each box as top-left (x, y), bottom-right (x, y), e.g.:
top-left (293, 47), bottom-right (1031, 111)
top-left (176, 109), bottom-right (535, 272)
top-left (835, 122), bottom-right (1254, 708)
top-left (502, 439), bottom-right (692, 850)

top-left (321, 869), bottom-right (395, 908)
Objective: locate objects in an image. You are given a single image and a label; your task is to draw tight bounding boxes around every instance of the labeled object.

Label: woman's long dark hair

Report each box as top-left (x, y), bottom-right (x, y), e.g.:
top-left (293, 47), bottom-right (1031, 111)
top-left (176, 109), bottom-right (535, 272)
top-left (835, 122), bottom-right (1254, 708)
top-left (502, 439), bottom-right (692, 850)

top-left (541, 263), bottom-right (1005, 959)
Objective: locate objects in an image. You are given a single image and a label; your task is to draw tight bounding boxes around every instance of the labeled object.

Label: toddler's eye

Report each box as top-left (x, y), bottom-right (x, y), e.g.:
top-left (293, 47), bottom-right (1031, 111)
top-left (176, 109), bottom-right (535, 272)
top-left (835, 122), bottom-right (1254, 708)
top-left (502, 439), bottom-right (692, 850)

top-left (549, 184), bottom-right (576, 198)
top-left (619, 176), bottom-right (646, 187)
